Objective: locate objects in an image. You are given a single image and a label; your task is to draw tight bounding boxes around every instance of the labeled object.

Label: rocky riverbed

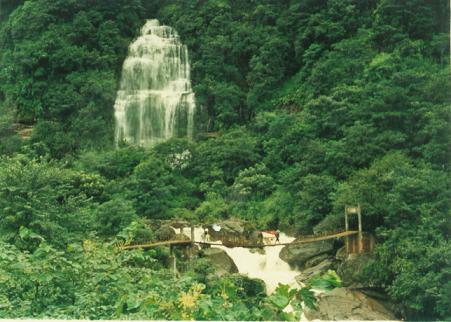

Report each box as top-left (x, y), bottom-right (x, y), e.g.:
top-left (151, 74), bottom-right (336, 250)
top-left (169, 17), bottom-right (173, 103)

top-left (305, 287), bottom-right (397, 320)
top-left (167, 219), bottom-right (398, 320)
top-left (279, 236), bottom-right (399, 320)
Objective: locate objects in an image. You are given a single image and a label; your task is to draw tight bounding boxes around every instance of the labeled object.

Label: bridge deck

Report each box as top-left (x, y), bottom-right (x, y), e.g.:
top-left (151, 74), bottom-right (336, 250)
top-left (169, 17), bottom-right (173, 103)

top-left (119, 230), bottom-right (359, 250)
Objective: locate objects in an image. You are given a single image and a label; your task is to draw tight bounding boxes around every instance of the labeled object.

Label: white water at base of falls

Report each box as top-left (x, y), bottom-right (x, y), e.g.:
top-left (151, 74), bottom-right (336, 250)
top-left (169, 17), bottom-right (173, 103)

top-left (180, 227), bottom-right (301, 294)
top-left (176, 227), bottom-right (315, 321)
top-left (114, 19), bottom-right (195, 146)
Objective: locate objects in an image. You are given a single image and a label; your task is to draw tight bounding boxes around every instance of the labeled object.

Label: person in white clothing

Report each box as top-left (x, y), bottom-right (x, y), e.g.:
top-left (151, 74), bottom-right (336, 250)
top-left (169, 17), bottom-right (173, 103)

top-left (202, 228), bottom-right (210, 242)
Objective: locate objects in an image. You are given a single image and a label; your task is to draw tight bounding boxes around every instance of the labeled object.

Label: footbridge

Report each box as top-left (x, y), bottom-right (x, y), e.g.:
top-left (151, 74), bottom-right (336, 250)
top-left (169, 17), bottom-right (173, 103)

top-left (118, 230), bottom-right (359, 250)
top-left (119, 204), bottom-right (374, 255)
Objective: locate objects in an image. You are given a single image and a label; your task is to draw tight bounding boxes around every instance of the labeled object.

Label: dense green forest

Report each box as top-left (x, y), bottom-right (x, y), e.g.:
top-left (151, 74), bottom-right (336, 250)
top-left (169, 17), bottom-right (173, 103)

top-left (0, 0), bottom-right (449, 320)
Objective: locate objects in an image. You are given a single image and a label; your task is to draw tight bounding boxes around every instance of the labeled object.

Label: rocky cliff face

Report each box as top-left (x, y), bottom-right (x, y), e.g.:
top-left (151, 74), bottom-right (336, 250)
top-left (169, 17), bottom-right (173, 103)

top-left (336, 251), bottom-right (373, 288)
top-left (205, 218), bottom-right (259, 246)
top-left (305, 287), bottom-right (397, 320)
top-left (279, 239), bottom-right (335, 270)
top-left (283, 242), bottom-right (398, 320)
top-left (155, 225), bottom-right (177, 241)
top-left (200, 247), bottom-right (239, 276)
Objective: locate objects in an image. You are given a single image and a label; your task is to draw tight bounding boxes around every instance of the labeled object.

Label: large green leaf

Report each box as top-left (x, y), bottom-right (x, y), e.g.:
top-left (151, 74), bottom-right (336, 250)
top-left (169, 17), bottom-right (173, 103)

top-left (308, 270), bottom-right (342, 291)
top-left (300, 287), bottom-right (317, 310)
top-left (269, 293), bottom-right (290, 309)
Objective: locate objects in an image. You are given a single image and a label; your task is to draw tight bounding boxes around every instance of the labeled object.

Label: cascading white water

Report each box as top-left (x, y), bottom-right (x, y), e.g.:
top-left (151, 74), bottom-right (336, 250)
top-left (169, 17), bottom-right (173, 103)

top-left (182, 227), bottom-right (301, 294)
top-left (216, 233), bottom-right (300, 294)
top-left (114, 19), bottom-right (196, 146)
top-left (177, 227), bottom-right (312, 320)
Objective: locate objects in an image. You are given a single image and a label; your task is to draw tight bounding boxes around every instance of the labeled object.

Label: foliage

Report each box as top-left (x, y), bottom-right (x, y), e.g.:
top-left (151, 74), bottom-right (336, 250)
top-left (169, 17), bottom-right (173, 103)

top-left (0, 238), bottom-right (330, 320)
top-left (308, 270), bottom-right (342, 291)
top-left (0, 156), bottom-right (103, 250)
top-left (0, 0), bottom-right (449, 319)
top-left (128, 155), bottom-right (197, 219)
top-left (0, 0), bottom-right (150, 157)
top-left (230, 163), bottom-right (275, 201)
top-left (76, 146), bottom-right (148, 180)
top-left (94, 197), bottom-right (138, 237)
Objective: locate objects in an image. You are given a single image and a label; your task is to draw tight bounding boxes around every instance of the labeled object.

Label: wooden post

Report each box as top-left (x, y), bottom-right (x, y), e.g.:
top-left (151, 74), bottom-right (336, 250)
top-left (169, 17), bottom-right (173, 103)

top-left (187, 244), bottom-right (192, 271)
top-left (189, 225), bottom-right (195, 272)
top-left (357, 204), bottom-right (362, 234)
top-left (345, 206), bottom-right (349, 253)
top-left (345, 207), bottom-right (349, 231)
top-left (169, 245), bottom-right (177, 274)
top-left (358, 204), bottom-right (363, 253)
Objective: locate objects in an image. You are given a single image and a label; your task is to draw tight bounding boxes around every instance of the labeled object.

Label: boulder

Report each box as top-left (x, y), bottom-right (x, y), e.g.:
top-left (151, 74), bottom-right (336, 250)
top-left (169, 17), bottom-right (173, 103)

top-left (205, 218), bottom-right (258, 246)
top-left (304, 253), bottom-right (333, 268)
top-left (155, 225), bottom-right (176, 241)
top-left (335, 246), bottom-right (347, 261)
top-left (249, 247), bottom-right (266, 255)
top-left (279, 240), bottom-right (334, 269)
top-left (304, 287), bottom-right (397, 320)
top-left (169, 220), bottom-right (190, 229)
top-left (313, 214), bottom-right (343, 234)
top-left (295, 258), bottom-right (334, 284)
top-left (229, 274), bottom-right (267, 297)
top-left (174, 233), bottom-right (190, 241)
top-left (337, 253), bottom-right (372, 288)
top-left (200, 248), bottom-right (238, 276)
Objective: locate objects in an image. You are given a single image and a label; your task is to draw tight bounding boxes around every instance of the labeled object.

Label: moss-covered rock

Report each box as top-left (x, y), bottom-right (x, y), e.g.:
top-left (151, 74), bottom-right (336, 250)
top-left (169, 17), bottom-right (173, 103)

top-left (279, 240), bottom-right (334, 269)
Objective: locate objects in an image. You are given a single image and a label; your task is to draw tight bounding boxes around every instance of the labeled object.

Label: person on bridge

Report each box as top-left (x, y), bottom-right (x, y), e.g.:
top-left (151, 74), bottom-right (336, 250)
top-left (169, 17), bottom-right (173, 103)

top-left (202, 228), bottom-right (210, 242)
top-left (275, 230), bottom-right (280, 243)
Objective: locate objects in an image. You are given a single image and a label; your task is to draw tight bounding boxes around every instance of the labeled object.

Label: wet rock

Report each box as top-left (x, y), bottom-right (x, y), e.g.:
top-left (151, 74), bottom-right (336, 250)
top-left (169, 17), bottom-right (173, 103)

top-left (337, 253), bottom-right (372, 288)
top-left (249, 247), bottom-right (266, 255)
top-left (304, 253), bottom-right (333, 268)
top-left (155, 225), bottom-right (176, 241)
top-left (169, 220), bottom-right (190, 229)
top-left (200, 248), bottom-right (238, 276)
top-left (174, 233), bottom-right (190, 241)
top-left (249, 230), bottom-right (263, 244)
top-left (279, 240), bottom-right (334, 269)
top-left (229, 274), bottom-right (267, 297)
top-left (295, 259), bottom-right (334, 284)
top-left (206, 218), bottom-right (258, 246)
top-left (335, 246), bottom-right (347, 261)
top-left (305, 287), bottom-right (396, 320)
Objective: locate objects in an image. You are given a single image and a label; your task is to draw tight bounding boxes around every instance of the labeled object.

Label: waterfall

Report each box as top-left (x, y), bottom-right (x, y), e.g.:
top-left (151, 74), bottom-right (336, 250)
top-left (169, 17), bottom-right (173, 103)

top-left (114, 19), bottom-right (196, 146)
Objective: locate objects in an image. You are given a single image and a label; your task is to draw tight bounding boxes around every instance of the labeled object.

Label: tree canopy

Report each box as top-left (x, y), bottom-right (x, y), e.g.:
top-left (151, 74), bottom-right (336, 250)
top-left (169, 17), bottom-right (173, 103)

top-left (0, 0), bottom-right (449, 320)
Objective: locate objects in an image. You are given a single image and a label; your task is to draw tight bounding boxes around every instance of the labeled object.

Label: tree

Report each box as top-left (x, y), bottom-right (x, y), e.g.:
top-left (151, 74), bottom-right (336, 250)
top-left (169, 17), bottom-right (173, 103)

top-left (129, 155), bottom-right (196, 219)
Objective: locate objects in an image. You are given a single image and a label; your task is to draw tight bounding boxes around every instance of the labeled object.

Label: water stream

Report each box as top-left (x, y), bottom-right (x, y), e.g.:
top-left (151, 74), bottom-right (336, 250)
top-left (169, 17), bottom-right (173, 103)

top-left (181, 227), bottom-right (301, 294)
top-left (114, 19), bottom-right (196, 146)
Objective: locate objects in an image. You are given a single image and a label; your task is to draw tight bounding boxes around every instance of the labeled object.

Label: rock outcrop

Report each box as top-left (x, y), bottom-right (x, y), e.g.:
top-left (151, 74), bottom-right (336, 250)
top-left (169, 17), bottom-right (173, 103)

top-left (174, 233), bottom-right (190, 241)
top-left (205, 218), bottom-right (258, 246)
top-left (305, 287), bottom-right (397, 320)
top-left (169, 220), bottom-right (190, 230)
top-left (295, 258), bottom-right (334, 284)
top-left (200, 247), bottom-right (238, 276)
top-left (336, 251), bottom-right (372, 288)
top-left (279, 240), bottom-right (334, 269)
top-left (155, 225), bottom-right (176, 241)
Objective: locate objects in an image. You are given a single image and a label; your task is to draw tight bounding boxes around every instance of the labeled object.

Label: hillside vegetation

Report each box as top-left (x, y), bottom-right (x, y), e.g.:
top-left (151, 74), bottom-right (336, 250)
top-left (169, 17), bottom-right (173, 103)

top-left (0, 0), bottom-right (449, 320)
